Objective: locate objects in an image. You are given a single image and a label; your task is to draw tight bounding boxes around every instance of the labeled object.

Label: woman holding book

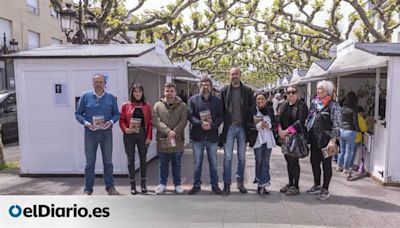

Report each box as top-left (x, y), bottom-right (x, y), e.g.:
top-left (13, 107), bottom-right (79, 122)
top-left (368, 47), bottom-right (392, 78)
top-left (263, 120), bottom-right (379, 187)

top-left (248, 92), bottom-right (276, 195)
top-left (119, 84), bottom-right (153, 194)
top-left (305, 80), bottom-right (341, 200)
top-left (277, 85), bottom-right (308, 196)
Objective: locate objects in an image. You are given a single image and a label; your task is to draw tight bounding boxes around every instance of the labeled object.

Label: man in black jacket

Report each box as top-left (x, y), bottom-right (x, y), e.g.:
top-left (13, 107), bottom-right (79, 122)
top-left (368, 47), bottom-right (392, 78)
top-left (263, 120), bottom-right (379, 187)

top-left (220, 67), bottom-right (253, 195)
top-left (188, 77), bottom-right (224, 195)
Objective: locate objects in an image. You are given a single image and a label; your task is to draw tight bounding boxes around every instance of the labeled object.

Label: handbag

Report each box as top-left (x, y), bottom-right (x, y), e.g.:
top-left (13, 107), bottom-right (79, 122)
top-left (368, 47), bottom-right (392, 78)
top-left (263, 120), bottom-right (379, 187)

top-left (282, 133), bottom-right (310, 158)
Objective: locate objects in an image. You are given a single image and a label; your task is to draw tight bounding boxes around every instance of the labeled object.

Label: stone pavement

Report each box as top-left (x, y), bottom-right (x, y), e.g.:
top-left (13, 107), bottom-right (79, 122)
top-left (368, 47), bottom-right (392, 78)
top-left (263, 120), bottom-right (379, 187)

top-left (0, 145), bottom-right (400, 227)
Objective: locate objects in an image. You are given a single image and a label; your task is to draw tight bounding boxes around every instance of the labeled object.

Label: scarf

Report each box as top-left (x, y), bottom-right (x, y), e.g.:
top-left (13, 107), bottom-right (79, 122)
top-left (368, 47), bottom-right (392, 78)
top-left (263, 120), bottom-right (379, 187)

top-left (312, 96), bottom-right (331, 112)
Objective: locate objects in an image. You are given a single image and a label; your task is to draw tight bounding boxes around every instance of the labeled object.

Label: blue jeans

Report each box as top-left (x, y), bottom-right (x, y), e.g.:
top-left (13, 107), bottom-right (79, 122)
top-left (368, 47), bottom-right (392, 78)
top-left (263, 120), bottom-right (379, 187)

top-left (350, 142), bottom-right (361, 167)
top-left (338, 129), bottom-right (357, 170)
top-left (192, 140), bottom-right (218, 188)
top-left (223, 126), bottom-right (247, 184)
top-left (158, 151), bottom-right (183, 186)
top-left (254, 144), bottom-right (272, 186)
top-left (84, 129), bottom-right (114, 193)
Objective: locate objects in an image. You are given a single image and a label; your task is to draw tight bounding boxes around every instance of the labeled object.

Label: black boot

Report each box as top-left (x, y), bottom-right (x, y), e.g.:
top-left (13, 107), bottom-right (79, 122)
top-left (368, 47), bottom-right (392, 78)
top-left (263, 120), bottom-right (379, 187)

top-left (222, 183), bottom-right (230, 196)
top-left (141, 179), bottom-right (147, 193)
top-left (237, 179), bottom-right (247, 194)
top-left (130, 181), bottom-right (137, 195)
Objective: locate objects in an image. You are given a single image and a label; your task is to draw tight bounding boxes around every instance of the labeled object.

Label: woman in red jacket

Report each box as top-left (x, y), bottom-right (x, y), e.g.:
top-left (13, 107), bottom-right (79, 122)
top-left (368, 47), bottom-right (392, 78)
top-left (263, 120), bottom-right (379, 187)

top-left (119, 84), bottom-right (152, 194)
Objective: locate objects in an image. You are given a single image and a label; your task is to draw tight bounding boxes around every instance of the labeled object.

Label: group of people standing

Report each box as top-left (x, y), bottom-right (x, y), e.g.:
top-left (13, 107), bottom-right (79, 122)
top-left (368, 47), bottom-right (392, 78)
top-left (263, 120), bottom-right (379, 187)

top-left (75, 68), bottom-right (357, 201)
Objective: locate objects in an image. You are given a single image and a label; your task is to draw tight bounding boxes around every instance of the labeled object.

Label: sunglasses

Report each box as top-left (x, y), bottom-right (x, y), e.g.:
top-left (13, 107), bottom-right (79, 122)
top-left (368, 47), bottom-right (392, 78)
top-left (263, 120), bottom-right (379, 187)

top-left (287, 91), bottom-right (297, 95)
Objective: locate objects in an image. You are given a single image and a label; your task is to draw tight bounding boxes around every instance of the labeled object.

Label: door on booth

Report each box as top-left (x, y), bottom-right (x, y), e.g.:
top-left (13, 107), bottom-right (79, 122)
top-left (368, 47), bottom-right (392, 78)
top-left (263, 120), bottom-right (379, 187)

top-left (70, 62), bottom-right (125, 174)
top-left (371, 74), bottom-right (387, 181)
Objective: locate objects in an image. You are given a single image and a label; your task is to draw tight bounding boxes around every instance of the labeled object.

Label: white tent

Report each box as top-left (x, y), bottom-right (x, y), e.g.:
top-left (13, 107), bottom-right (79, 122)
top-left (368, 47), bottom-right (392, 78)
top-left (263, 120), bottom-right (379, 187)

top-left (320, 40), bottom-right (400, 184)
top-left (3, 42), bottom-right (188, 175)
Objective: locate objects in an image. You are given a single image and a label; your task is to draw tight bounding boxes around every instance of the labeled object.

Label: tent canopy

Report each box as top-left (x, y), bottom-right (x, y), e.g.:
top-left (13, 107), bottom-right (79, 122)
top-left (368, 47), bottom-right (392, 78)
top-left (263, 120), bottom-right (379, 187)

top-left (1, 44), bottom-right (155, 59)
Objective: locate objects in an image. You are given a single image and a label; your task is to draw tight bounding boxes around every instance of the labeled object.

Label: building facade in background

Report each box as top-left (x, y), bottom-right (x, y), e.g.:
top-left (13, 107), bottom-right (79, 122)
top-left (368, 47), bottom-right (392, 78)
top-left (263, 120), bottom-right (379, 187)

top-left (0, 0), bottom-right (64, 89)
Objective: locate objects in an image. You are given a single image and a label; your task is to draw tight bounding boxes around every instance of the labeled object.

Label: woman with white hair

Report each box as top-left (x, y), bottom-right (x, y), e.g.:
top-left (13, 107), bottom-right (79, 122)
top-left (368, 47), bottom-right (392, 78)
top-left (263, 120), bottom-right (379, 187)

top-left (305, 80), bottom-right (341, 200)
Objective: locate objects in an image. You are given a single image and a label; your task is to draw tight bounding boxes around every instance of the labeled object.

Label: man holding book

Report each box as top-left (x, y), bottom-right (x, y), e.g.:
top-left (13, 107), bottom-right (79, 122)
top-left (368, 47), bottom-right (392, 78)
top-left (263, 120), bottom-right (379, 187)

top-left (220, 67), bottom-right (253, 195)
top-left (153, 82), bottom-right (188, 194)
top-left (188, 77), bottom-right (224, 195)
top-left (75, 74), bottom-right (120, 195)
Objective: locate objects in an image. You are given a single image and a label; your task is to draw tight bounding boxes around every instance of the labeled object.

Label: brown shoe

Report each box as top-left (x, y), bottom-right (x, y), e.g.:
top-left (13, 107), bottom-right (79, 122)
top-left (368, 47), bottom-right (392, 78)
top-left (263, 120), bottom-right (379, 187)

top-left (280, 184), bottom-right (290, 193)
top-left (286, 186), bottom-right (300, 196)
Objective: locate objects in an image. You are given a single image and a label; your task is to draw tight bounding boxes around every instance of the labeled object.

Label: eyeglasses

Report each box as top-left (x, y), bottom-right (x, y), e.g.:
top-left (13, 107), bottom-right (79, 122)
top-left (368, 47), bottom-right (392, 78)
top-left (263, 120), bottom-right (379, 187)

top-left (287, 91), bottom-right (297, 95)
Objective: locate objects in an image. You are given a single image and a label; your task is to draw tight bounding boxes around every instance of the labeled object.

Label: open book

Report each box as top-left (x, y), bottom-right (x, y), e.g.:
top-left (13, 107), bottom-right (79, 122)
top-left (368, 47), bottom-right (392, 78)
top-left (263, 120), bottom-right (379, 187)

top-left (129, 118), bottom-right (142, 133)
top-left (92, 115), bottom-right (105, 130)
top-left (199, 110), bottom-right (212, 124)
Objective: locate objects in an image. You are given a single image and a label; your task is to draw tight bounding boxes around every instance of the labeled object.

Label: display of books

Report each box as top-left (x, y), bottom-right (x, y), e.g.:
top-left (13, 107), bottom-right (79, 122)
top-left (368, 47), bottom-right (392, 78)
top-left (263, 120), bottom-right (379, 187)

top-left (129, 118), bottom-right (142, 133)
top-left (321, 145), bottom-right (339, 158)
top-left (92, 115), bottom-right (105, 130)
top-left (199, 110), bottom-right (212, 123)
top-left (253, 115), bottom-right (263, 125)
top-left (160, 137), bottom-right (176, 148)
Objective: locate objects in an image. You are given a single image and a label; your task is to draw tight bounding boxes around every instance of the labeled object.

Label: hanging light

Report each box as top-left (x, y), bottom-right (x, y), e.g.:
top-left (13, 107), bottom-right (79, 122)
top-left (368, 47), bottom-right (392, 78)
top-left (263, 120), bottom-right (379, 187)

top-left (60, 3), bottom-right (76, 33)
top-left (9, 38), bottom-right (18, 52)
top-left (84, 17), bottom-right (99, 43)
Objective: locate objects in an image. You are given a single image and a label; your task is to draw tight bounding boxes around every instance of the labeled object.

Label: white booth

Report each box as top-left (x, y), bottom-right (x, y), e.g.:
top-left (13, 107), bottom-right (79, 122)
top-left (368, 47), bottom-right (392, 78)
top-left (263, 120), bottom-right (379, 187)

top-left (4, 42), bottom-right (196, 175)
top-left (324, 41), bottom-right (400, 184)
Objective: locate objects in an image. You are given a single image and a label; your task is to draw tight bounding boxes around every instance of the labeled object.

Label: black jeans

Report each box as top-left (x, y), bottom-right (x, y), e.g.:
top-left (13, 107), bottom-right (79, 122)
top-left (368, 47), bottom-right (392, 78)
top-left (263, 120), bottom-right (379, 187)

top-left (123, 127), bottom-right (147, 183)
top-left (310, 134), bottom-right (333, 190)
top-left (284, 155), bottom-right (300, 189)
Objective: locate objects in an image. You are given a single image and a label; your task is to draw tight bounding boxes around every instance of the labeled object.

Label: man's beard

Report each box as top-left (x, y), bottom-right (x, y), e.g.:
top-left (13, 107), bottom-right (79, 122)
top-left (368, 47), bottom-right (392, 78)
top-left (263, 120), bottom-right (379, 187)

top-left (231, 78), bottom-right (240, 86)
top-left (201, 88), bottom-right (210, 99)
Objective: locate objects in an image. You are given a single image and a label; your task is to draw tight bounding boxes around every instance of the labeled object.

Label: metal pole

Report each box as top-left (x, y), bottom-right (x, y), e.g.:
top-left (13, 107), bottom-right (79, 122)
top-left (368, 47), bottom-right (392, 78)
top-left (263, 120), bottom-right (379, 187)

top-left (78, 0), bottom-right (82, 44)
top-left (2, 33), bottom-right (6, 53)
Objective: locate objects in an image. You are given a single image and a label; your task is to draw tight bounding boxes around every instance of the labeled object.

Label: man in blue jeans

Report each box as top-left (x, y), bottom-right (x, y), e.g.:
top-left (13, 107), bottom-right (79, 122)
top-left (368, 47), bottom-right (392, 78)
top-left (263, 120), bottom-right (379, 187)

top-left (153, 83), bottom-right (188, 194)
top-left (220, 67), bottom-right (253, 195)
top-left (75, 74), bottom-right (120, 195)
top-left (188, 77), bottom-right (224, 195)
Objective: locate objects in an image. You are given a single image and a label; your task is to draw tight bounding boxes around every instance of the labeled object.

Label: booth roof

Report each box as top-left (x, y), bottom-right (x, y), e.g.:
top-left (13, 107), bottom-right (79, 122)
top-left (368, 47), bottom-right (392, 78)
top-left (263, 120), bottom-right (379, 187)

top-left (315, 60), bottom-right (333, 70)
top-left (128, 64), bottom-right (199, 79)
top-left (355, 43), bottom-right (400, 56)
top-left (0, 44), bottom-right (155, 59)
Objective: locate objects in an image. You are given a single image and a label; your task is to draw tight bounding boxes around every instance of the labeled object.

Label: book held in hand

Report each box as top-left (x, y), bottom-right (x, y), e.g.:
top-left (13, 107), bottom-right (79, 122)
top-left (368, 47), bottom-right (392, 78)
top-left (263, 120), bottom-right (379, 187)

top-left (129, 118), bottom-right (142, 133)
top-left (160, 137), bottom-right (176, 148)
top-left (199, 110), bottom-right (212, 123)
top-left (92, 115), bottom-right (105, 130)
top-left (321, 145), bottom-right (339, 158)
top-left (253, 115), bottom-right (263, 125)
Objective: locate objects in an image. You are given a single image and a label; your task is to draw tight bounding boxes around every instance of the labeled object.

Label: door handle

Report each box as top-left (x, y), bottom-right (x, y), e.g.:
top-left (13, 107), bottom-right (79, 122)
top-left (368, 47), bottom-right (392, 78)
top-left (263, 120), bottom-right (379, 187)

top-left (380, 121), bottom-right (386, 128)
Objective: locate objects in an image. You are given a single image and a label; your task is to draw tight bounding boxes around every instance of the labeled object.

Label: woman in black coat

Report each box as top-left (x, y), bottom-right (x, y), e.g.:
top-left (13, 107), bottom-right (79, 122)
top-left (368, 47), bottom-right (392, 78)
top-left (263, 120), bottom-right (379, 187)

top-left (278, 85), bottom-right (308, 196)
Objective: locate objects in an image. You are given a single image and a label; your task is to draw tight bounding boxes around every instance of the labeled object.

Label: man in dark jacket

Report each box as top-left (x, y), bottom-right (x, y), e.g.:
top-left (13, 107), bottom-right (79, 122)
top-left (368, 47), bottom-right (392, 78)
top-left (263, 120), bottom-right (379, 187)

top-left (220, 67), bottom-right (253, 195)
top-left (188, 77), bottom-right (224, 195)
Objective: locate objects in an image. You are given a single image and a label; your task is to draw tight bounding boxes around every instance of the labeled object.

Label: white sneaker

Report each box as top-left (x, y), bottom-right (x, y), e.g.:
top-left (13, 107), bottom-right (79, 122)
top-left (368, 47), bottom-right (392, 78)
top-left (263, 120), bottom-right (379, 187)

top-left (175, 185), bottom-right (184, 194)
top-left (155, 184), bottom-right (166, 195)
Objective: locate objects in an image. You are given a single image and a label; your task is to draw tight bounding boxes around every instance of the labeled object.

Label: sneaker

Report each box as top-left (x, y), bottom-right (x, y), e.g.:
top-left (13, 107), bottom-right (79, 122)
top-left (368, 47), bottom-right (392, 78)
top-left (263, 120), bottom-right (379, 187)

top-left (280, 184), bottom-right (290, 193)
top-left (188, 186), bottom-right (201, 195)
top-left (286, 186), bottom-right (300, 196)
top-left (306, 185), bottom-right (322, 195)
top-left (343, 169), bottom-right (352, 174)
top-left (155, 184), bottom-right (166, 195)
top-left (336, 167), bottom-right (343, 172)
top-left (317, 188), bottom-right (330, 200)
top-left (84, 191), bottom-right (92, 196)
top-left (175, 185), bottom-right (184, 194)
top-left (106, 187), bottom-right (120, 195)
top-left (212, 186), bottom-right (223, 195)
